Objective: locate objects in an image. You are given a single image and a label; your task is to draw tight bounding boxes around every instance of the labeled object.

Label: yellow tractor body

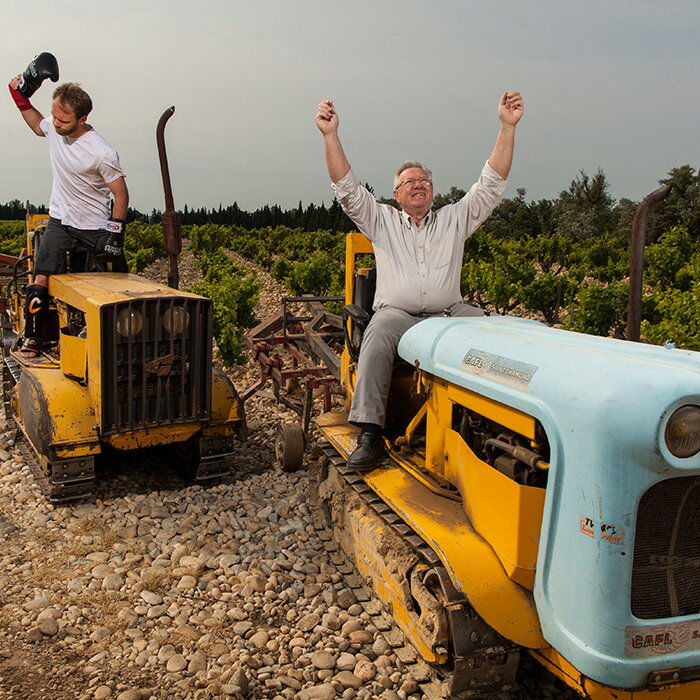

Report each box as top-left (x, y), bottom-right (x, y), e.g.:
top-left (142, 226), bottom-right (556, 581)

top-left (3, 216), bottom-right (243, 502)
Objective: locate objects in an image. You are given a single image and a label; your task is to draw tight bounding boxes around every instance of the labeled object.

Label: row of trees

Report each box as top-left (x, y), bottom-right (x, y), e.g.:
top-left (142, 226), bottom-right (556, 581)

top-left (0, 201), bottom-right (46, 220)
top-left (0, 197), bottom-right (357, 233)
top-left (2, 163), bottom-right (696, 240)
top-left (1, 164), bottom-right (698, 357)
top-left (181, 218), bottom-right (699, 350)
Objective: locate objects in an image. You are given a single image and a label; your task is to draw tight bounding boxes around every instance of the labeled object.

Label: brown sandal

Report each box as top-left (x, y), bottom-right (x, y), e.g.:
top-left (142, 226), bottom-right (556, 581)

top-left (18, 337), bottom-right (42, 358)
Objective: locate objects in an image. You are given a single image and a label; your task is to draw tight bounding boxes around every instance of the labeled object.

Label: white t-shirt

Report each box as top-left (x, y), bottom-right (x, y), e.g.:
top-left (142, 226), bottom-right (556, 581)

top-left (40, 118), bottom-right (125, 230)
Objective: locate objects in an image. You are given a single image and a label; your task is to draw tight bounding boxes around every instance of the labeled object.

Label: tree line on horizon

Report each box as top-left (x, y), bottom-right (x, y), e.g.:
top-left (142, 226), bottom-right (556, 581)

top-left (1, 164), bottom-right (697, 243)
top-left (1, 164), bottom-right (698, 357)
top-left (0, 194), bottom-right (356, 232)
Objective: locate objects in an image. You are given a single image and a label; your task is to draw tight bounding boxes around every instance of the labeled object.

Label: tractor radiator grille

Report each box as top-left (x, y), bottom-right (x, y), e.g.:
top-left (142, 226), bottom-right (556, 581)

top-left (631, 475), bottom-right (700, 619)
top-left (101, 298), bottom-right (212, 434)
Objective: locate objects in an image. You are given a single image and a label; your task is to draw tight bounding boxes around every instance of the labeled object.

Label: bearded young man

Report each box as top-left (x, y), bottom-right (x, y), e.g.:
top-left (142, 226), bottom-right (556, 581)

top-left (315, 92), bottom-right (524, 470)
top-left (9, 76), bottom-right (129, 357)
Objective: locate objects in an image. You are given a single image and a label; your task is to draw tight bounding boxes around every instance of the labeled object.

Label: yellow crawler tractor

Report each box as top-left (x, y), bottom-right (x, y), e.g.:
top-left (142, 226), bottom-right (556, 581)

top-left (0, 107), bottom-right (244, 504)
top-left (314, 231), bottom-right (700, 699)
top-left (0, 213), bottom-right (243, 503)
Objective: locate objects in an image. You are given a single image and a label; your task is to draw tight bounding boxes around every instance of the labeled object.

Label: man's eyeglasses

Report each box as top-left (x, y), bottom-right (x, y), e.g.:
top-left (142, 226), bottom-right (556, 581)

top-left (396, 177), bottom-right (432, 190)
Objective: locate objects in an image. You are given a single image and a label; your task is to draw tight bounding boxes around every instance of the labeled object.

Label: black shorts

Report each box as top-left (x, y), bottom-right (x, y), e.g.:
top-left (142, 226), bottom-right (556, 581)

top-left (33, 217), bottom-right (127, 276)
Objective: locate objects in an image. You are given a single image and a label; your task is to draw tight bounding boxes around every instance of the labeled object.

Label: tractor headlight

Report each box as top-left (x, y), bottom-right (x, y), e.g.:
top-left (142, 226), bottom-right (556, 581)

top-left (664, 405), bottom-right (700, 458)
top-left (163, 306), bottom-right (190, 334)
top-left (116, 308), bottom-right (143, 338)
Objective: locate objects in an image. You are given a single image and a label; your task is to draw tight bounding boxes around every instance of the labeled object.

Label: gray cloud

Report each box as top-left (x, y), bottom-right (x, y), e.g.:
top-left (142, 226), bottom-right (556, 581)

top-left (1, 0), bottom-right (698, 213)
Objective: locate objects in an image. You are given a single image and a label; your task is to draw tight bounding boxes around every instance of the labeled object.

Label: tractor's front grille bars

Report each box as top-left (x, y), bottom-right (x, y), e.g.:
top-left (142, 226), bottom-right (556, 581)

top-left (631, 475), bottom-right (700, 619)
top-left (101, 298), bottom-right (212, 434)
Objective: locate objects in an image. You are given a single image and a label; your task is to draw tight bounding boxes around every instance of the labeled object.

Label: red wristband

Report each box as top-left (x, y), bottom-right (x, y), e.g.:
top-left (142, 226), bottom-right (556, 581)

top-left (9, 85), bottom-right (32, 112)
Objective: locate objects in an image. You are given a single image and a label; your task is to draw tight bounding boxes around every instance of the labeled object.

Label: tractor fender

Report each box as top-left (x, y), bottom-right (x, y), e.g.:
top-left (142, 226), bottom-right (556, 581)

top-left (211, 366), bottom-right (245, 427)
top-left (17, 367), bottom-right (99, 462)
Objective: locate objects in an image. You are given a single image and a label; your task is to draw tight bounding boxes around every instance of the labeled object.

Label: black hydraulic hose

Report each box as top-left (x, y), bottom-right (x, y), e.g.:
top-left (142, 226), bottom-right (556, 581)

top-left (485, 438), bottom-right (550, 470)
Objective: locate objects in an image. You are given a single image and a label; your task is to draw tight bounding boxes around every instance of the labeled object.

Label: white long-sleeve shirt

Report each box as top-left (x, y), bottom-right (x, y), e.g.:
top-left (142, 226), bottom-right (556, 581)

top-left (332, 161), bottom-right (506, 314)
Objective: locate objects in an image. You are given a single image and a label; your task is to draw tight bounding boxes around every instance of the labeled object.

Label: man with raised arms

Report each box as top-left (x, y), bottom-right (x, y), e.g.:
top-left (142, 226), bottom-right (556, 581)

top-left (315, 92), bottom-right (524, 470)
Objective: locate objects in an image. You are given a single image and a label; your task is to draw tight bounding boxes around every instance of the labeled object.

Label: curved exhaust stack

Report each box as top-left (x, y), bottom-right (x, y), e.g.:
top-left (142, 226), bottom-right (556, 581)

top-left (156, 106), bottom-right (182, 290)
top-left (626, 184), bottom-right (672, 342)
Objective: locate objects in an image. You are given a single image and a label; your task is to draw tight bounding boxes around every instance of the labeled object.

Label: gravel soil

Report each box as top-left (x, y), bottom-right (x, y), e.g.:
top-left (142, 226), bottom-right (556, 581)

top-left (0, 251), bottom-right (576, 700)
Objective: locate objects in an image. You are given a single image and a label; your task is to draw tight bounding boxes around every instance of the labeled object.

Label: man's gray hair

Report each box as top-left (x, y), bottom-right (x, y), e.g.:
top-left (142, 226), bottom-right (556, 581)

top-left (393, 161), bottom-right (433, 190)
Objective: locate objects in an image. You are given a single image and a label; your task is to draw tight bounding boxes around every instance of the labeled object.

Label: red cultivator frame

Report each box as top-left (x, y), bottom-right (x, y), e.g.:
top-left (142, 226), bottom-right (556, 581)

top-left (241, 295), bottom-right (344, 470)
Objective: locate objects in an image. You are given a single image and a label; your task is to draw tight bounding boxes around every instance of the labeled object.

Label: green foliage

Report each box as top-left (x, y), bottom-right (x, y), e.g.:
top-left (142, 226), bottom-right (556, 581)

top-left (570, 281), bottom-right (629, 338)
top-left (189, 224), bottom-right (347, 299)
top-left (124, 222), bottom-right (166, 273)
top-left (461, 258), bottom-right (490, 308)
top-left (580, 235), bottom-right (629, 283)
top-left (520, 273), bottom-right (575, 325)
top-left (464, 230), bottom-right (496, 262)
top-left (465, 220), bottom-right (646, 336)
top-left (188, 250), bottom-right (260, 365)
top-left (520, 232), bottom-right (575, 274)
top-left (639, 236), bottom-right (700, 350)
top-left (554, 169), bottom-right (616, 240)
top-left (641, 283), bottom-right (700, 351)
top-left (483, 188), bottom-right (549, 239)
top-left (288, 252), bottom-right (343, 297)
top-left (432, 187), bottom-right (466, 210)
top-left (270, 258), bottom-right (294, 284)
top-left (648, 165), bottom-right (700, 242)
top-left (644, 226), bottom-right (693, 288)
top-left (188, 224), bottom-right (346, 278)
top-left (189, 223), bottom-right (235, 255)
top-left (610, 198), bottom-right (638, 242)
top-left (463, 234), bottom-right (573, 321)
top-left (0, 221), bottom-right (26, 256)
top-left (675, 250), bottom-right (700, 292)
top-left (355, 254), bottom-right (376, 270)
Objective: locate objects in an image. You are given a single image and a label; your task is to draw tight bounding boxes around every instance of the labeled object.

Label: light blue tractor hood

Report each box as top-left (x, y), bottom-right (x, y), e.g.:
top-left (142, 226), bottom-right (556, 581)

top-left (398, 315), bottom-right (700, 688)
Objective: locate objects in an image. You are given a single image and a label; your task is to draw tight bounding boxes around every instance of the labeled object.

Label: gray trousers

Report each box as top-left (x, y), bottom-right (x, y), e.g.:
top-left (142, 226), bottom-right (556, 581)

top-left (348, 302), bottom-right (487, 427)
top-left (34, 217), bottom-right (128, 275)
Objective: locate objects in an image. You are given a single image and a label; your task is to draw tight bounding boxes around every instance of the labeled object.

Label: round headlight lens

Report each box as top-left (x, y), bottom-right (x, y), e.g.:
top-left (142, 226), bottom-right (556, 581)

top-left (116, 308), bottom-right (143, 338)
top-left (664, 405), bottom-right (700, 458)
top-left (163, 306), bottom-right (190, 334)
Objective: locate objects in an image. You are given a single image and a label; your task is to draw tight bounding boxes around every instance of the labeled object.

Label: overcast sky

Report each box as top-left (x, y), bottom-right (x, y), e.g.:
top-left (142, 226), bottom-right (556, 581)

top-left (1, 0), bottom-right (698, 215)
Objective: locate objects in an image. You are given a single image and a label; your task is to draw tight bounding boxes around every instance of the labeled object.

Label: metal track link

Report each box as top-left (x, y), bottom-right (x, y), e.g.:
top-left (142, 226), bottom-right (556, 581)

top-left (194, 434), bottom-right (235, 482)
top-left (2, 358), bottom-right (19, 421)
top-left (311, 439), bottom-right (520, 699)
top-left (16, 439), bottom-right (94, 504)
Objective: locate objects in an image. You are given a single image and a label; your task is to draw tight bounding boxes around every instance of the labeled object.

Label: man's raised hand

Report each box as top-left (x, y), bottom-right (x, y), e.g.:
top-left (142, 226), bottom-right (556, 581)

top-left (316, 99), bottom-right (339, 135)
top-left (498, 91), bottom-right (524, 127)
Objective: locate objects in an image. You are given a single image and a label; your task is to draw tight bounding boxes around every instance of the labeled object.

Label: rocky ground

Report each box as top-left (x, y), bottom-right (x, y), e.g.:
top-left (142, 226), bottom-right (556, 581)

top-left (0, 253), bottom-right (575, 699)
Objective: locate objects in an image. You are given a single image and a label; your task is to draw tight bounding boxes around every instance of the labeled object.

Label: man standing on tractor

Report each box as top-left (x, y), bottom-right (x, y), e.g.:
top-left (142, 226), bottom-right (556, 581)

top-left (315, 92), bottom-right (524, 471)
top-left (8, 57), bottom-right (129, 358)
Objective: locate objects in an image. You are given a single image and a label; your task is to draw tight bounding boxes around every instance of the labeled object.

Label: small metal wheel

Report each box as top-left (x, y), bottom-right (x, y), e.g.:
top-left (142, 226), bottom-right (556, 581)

top-left (275, 422), bottom-right (305, 472)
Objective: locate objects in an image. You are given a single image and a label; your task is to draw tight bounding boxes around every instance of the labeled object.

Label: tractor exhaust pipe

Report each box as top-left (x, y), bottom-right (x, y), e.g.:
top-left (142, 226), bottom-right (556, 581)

top-left (626, 184), bottom-right (672, 342)
top-left (156, 106), bottom-right (182, 290)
